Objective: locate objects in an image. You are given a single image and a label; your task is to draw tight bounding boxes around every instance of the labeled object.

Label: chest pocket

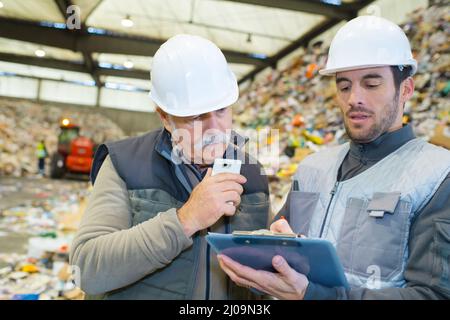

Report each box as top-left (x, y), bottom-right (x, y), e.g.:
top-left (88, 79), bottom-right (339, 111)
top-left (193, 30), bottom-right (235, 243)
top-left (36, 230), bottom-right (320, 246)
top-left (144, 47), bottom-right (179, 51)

top-left (337, 192), bottom-right (412, 282)
top-left (124, 189), bottom-right (194, 299)
top-left (129, 189), bottom-right (184, 226)
top-left (288, 191), bottom-right (320, 235)
top-left (431, 219), bottom-right (450, 296)
top-left (231, 192), bottom-right (270, 231)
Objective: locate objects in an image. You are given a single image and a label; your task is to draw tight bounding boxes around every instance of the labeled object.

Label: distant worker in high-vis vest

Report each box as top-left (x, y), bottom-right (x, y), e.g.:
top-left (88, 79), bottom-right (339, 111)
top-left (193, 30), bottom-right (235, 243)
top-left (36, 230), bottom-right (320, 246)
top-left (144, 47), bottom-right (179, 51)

top-left (36, 140), bottom-right (48, 176)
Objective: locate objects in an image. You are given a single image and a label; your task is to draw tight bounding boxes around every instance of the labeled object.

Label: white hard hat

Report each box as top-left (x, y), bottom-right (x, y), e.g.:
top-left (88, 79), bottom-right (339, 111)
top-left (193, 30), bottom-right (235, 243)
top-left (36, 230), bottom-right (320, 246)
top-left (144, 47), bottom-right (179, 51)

top-left (149, 34), bottom-right (239, 117)
top-left (319, 15), bottom-right (417, 76)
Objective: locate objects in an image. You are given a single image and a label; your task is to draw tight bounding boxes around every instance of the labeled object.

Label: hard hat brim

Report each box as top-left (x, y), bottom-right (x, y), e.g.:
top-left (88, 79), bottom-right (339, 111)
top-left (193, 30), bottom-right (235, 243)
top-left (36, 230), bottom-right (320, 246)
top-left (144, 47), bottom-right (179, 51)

top-left (149, 80), bottom-right (239, 118)
top-left (319, 62), bottom-right (417, 76)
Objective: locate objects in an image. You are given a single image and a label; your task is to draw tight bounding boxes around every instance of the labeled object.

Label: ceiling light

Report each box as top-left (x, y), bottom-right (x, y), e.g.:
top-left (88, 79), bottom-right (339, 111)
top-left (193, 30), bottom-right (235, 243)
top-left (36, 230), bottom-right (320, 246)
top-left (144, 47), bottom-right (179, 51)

top-left (124, 60), bottom-right (134, 69)
top-left (35, 49), bottom-right (46, 57)
top-left (121, 15), bottom-right (134, 28)
top-left (0, 2), bottom-right (4, 9)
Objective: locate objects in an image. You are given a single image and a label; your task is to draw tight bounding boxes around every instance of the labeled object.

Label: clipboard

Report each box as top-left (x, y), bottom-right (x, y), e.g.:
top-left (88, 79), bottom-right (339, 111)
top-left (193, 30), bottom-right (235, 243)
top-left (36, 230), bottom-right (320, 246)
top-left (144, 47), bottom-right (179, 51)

top-left (206, 230), bottom-right (349, 289)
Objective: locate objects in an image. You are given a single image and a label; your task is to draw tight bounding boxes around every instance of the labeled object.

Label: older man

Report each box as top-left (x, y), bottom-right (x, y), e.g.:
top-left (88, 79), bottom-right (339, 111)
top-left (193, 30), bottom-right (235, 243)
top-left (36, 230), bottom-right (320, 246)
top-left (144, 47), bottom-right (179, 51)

top-left (70, 34), bottom-right (270, 299)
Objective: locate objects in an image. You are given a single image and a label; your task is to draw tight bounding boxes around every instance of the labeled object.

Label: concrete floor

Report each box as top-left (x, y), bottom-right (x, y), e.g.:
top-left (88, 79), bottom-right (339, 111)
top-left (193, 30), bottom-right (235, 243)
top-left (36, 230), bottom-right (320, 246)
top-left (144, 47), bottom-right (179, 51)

top-left (0, 176), bottom-right (89, 266)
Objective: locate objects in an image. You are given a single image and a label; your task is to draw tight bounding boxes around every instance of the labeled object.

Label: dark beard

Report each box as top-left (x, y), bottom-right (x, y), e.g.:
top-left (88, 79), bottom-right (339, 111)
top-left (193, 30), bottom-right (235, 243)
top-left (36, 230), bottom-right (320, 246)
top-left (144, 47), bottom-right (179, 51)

top-left (344, 93), bottom-right (400, 144)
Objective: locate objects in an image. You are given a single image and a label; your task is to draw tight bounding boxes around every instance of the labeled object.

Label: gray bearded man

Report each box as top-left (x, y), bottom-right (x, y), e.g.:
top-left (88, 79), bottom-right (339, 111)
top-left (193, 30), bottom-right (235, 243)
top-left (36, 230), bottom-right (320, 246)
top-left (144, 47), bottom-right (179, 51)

top-left (70, 35), bottom-right (270, 299)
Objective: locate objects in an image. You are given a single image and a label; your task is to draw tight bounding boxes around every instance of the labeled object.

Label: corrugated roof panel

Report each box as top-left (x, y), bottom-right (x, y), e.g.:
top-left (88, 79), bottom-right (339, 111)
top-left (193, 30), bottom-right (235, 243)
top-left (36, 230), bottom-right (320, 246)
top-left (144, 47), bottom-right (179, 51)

top-left (0, 37), bottom-right (83, 62)
top-left (100, 75), bottom-right (150, 90)
top-left (0, 0), bottom-right (64, 23)
top-left (94, 53), bottom-right (152, 71)
top-left (0, 61), bottom-right (93, 83)
top-left (86, 0), bottom-right (325, 56)
top-left (229, 63), bottom-right (254, 78)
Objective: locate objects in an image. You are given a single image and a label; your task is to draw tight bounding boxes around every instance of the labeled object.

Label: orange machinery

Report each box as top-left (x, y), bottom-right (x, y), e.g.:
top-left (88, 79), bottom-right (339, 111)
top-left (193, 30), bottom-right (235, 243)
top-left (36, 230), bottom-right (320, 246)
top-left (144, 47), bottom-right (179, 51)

top-left (50, 118), bottom-right (95, 179)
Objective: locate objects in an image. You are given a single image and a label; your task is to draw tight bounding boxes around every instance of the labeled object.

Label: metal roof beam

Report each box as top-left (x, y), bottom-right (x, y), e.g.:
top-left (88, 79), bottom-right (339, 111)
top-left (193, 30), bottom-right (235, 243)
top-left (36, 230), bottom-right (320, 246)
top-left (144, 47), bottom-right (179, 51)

top-left (54, 0), bottom-right (103, 86)
top-left (223, 0), bottom-right (356, 20)
top-left (0, 52), bottom-right (85, 73)
top-left (0, 17), bottom-right (268, 66)
top-left (0, 52), bottom-right (149, 81)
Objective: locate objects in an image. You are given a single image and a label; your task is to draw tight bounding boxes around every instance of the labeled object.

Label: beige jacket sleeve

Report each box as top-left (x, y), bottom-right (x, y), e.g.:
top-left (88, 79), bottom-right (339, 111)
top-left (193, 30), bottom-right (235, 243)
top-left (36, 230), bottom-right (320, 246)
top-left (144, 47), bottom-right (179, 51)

top-left (69, 155), bottom-right (193, 295)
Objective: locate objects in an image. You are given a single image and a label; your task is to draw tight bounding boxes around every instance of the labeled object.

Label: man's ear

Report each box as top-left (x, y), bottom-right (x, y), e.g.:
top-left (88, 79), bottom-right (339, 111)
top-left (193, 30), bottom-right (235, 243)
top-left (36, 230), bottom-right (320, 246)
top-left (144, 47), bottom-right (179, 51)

top-left (400, 77), bottom-right (415, 104)
top-left (156, 107), bottom-right (172, 133)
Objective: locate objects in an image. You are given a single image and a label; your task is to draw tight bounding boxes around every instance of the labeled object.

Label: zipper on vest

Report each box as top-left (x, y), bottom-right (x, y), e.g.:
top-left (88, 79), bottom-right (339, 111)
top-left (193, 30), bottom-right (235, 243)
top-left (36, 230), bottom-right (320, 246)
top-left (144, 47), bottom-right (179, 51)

top-left (319, 181), bottom-right (339, 238)
top-left (205, 228), bottom-right (211, 300)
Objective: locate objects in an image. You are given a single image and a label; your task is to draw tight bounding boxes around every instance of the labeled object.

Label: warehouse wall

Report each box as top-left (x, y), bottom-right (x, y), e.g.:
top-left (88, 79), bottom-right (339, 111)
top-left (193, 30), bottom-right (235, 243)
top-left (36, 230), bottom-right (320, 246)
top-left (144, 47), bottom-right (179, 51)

top-left (0, 74), bottom-right (156, 112)
top-left (0, 73), bottom-right (164, 136)
top-left (0, 95), bottom-right (163, 136)
top-left (93, 105), bottom-right (162, 136)
top-left (0, 76), bottom-right (39, 99)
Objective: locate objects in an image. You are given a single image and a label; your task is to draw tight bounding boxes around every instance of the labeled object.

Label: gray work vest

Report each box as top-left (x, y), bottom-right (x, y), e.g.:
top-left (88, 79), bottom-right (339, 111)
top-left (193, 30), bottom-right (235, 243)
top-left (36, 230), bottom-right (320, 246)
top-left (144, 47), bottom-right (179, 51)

top-left (90, 129), bottom-right (270, 299)
top-left (289, 138), bottom-right (450, 288)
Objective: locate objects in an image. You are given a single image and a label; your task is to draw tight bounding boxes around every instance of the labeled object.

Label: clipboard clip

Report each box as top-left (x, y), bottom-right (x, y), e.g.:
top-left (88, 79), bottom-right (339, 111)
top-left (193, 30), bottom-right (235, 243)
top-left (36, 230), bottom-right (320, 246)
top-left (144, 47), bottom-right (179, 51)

top-left (232, 229), bottom-right (298, 238)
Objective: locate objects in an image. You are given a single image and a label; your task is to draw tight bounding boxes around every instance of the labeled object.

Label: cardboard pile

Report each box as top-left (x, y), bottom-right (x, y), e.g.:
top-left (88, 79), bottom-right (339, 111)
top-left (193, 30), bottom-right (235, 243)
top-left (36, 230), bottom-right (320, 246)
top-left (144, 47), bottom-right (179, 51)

top-left (0, 97), bottom-right (126, 177)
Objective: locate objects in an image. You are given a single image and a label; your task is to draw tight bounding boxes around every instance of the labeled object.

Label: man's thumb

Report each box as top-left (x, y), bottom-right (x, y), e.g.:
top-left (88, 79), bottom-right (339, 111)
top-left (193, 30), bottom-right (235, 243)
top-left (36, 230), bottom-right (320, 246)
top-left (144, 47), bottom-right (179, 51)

top-left (272, 255), bottom-right (291, 276)
top-left (270, 219), bottom-right (294, 234)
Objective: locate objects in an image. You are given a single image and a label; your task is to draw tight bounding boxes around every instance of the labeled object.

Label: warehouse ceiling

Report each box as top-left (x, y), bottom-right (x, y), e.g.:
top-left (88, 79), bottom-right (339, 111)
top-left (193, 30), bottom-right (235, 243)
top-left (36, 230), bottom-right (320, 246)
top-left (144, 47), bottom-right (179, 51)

top-left (0, 0), bottom-right (375, 90)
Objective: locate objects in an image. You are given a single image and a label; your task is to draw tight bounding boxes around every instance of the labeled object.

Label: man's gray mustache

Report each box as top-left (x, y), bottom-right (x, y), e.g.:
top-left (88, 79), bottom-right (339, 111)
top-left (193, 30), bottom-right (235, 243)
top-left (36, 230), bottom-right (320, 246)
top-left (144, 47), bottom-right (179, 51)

top-left (195, 134), bottom-right (230, 149)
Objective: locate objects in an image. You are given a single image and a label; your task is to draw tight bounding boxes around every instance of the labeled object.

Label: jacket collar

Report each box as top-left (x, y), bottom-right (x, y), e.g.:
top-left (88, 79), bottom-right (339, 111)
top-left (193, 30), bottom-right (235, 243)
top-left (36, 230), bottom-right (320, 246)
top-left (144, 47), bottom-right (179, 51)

top-left (349, 124), bottom-right (416, 162)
